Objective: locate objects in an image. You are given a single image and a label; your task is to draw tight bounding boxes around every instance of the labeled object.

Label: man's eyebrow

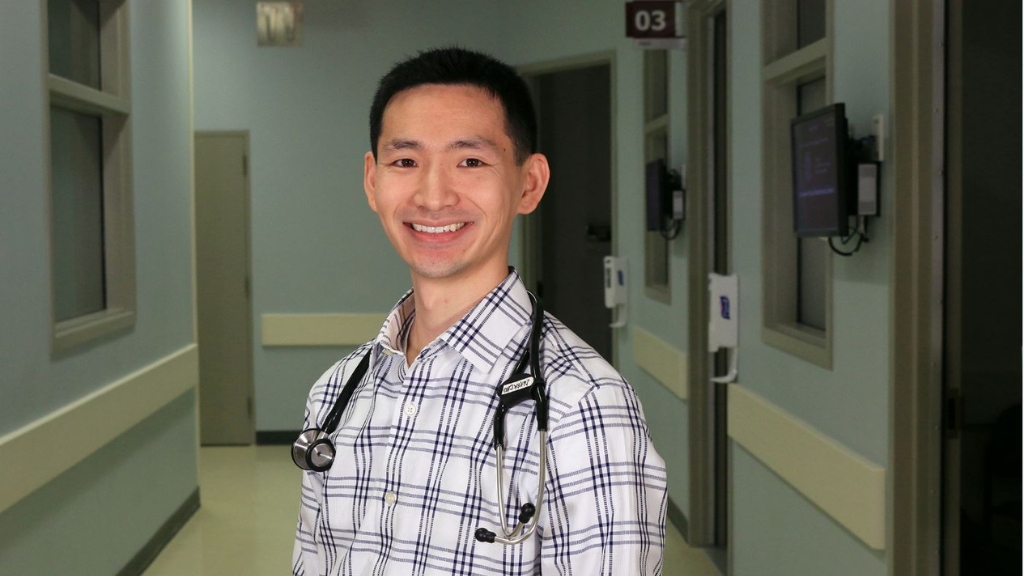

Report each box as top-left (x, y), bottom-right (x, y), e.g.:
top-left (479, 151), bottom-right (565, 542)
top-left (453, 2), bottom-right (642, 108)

top-left (446, 137), bottom-right (500, 153)
top-left (381, 139), bottom-right (422, 151)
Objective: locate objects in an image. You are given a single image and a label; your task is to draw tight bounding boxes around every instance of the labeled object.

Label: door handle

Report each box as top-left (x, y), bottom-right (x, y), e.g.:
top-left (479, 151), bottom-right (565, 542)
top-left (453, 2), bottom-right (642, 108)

top-left (586, 224), bottom-right (612, 242)
top-left (711, 347), bottom-right (738, 384)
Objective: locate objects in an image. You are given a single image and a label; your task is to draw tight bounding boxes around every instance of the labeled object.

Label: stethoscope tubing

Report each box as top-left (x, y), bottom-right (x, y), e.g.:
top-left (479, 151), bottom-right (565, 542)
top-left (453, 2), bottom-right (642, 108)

top-left (492, 431), bottom-right (548, 545)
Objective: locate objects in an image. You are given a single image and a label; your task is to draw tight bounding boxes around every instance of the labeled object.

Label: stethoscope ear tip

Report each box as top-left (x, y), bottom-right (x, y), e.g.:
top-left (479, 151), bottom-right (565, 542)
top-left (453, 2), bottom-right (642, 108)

top-left (475, 527), bottom-right (496, 543)
top-left (518, 503), bottom-right (536, 524)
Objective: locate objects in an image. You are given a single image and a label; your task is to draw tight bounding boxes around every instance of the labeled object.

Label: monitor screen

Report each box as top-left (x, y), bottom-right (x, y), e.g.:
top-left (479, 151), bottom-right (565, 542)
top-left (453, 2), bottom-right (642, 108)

top-left (791, 103), bottom-right (848, 237)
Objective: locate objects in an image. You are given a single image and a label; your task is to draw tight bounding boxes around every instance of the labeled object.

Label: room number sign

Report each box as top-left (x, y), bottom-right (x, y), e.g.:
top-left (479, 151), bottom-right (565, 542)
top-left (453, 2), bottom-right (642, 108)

top-left (625, 1), bottom-right (683, 39)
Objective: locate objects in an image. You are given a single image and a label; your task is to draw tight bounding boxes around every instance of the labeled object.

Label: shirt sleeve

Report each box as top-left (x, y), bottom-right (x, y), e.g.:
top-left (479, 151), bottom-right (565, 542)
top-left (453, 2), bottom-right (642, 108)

top-left (292, 515), bottom-right (310, 576)
top-left (292, 396), bottom-right (319, 576)
top-left (292, 352), bottom-right (362, 576)
top-left (539, 380), bottom-right (668, 575)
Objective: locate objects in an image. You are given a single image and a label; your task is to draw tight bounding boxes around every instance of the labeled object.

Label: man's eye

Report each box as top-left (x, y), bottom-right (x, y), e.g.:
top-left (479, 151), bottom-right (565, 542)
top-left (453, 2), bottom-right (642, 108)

top-left (459, 158), bottom-right (485, 168)
top-left (393, 158), bottom-right (417, 168)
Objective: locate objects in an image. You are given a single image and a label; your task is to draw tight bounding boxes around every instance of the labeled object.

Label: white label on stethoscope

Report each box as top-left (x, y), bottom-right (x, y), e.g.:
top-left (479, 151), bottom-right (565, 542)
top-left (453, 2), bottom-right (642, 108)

top-left (501, 377), bottom-right (535, 396)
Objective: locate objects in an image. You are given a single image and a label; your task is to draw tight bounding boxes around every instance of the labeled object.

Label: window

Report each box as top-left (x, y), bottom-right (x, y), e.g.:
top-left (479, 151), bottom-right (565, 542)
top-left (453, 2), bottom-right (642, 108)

top-left (643, 49), bottom-right (671, 302)
top-left (760, 0), bottom-right (833, 368)
top-left (46, 0), bottom-right (135, 352)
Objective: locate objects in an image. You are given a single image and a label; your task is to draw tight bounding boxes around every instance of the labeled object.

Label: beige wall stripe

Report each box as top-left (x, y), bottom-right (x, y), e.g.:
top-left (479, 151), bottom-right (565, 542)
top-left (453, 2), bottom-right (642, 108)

top-left (261, 314), bottom-right (387, 347)
top-left (0, 344), bottom-right (199, 514)
top-left (631, 326), bottom-right (688, 400)
top-left (728, 384), bottom-right (887, 550)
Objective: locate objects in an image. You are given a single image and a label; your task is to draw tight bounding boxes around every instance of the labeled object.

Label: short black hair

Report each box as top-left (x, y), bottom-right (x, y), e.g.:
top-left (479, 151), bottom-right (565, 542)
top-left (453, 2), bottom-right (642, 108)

top-left (369, 47), bottom-right (537, 165)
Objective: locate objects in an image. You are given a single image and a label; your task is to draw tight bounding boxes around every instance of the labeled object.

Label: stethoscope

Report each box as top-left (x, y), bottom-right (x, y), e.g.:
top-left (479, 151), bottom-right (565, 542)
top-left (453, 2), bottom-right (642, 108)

top-left (292, 294), bottom-right (549, 546)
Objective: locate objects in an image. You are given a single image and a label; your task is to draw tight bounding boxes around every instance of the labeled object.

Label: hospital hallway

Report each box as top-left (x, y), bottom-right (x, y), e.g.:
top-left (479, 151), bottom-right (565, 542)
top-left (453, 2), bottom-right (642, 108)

top-left (140, 447), bottom-right (720, 576)
top-left (3, 0), bottom-right (1020, 575)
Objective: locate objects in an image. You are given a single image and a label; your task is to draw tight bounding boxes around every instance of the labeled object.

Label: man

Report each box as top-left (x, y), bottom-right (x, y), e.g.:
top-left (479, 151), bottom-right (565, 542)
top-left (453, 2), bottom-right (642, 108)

top-left (293, 47), bottom-right (667, 576)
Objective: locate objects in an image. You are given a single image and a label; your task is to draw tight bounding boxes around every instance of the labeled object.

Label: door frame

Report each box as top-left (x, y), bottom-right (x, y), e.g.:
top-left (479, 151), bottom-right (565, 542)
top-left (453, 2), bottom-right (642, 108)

top-left (888, 0), bottom-right (946, 574)
top-left (686, 0), bottom-right (730, 553)
top-left (517, 52), bottom-right (618, 365)
top-left (194, 130), bottom-right (256, 445)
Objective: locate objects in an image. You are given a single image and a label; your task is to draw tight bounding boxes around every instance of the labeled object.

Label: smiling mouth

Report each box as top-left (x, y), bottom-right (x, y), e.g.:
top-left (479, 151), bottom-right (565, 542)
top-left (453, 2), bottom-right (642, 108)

top-left (409, 222), bottom-right (467, 234)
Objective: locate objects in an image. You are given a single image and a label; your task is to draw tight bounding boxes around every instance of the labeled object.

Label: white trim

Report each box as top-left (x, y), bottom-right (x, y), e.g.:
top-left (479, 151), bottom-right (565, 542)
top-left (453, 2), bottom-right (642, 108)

top-left (762, 38), bottom-right (828, 83)
top-left (48, 74), bottom-right (131, 116)
top-left (0, 345), bottom-right (199, 514)
top-left (727, 384), bottom-right (886, 550)
top-left (631, 327), bottom-right (688, 400)
top-left (261, 313), bottom-right (387, 347)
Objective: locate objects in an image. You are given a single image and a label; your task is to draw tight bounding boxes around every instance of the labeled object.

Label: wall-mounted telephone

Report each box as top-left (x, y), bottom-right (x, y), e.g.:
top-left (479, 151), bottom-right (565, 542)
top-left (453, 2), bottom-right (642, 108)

top-left (645, 158), bottom-right (685, 239)
top-left (603, 256), bottom-right (628, 328)
top-left (708, 273), bottom-right (739, 383)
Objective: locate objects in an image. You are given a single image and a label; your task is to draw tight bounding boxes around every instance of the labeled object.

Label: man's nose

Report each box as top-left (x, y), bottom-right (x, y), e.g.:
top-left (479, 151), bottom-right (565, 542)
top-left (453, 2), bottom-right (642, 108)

top-left (414, 164), bottom-right (458, 210)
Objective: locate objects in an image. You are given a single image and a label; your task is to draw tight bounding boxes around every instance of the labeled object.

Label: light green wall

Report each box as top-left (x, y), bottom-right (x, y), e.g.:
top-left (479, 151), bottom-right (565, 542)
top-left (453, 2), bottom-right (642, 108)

top-left (0, 0), bottom-right (198, 573)
top-left (729, 0), bottom-right (891, 573)
top-left (192, 0), bottom-right (504, 431)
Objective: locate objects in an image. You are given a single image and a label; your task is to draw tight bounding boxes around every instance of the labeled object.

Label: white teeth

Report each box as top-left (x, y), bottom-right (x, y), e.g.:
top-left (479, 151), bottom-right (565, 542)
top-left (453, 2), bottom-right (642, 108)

top-left (411, 223), bottom-right (466, 234)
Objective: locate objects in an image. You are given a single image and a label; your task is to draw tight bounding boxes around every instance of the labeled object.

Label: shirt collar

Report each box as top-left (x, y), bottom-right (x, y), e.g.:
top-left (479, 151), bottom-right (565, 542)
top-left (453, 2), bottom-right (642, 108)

top-left (374, 270), bottom-right (534, 374)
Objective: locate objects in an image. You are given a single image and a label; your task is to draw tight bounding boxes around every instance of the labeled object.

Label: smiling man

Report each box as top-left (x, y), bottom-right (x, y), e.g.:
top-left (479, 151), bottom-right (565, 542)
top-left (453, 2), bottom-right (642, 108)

top-left (292, 47), bottom-right (667, 576)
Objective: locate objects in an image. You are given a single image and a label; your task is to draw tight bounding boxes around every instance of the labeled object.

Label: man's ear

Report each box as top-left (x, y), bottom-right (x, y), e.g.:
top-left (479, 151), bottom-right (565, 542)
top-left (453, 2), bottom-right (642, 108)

top-left (363, 151), bottom-right (379, 212)
top-left (516, 153), bottom-right (550, 215)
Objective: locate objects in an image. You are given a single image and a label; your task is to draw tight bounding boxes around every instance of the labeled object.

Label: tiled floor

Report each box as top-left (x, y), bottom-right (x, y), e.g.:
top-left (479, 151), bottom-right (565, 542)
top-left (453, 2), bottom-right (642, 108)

top-left (142, 446), bottom-right (721, 576)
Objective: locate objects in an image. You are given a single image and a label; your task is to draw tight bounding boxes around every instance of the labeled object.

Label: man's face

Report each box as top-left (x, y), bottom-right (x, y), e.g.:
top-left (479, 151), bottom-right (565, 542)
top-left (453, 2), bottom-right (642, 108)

top-left (364, 84), bottom-right (548, 287)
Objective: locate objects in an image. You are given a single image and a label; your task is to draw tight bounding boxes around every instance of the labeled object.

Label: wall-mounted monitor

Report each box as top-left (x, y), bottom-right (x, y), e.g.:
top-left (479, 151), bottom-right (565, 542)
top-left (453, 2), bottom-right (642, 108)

top-left (791, 103), bottom-right (850, 237)
top-left (646, 158), bottom-right (667, 231)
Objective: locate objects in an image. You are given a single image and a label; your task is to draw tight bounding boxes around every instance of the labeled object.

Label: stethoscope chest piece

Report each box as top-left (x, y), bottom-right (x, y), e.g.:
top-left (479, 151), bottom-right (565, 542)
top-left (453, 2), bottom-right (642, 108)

top-left (292, 351), bottom-right (372, 473)
top-left (292, 428), bottom-right (336, 472)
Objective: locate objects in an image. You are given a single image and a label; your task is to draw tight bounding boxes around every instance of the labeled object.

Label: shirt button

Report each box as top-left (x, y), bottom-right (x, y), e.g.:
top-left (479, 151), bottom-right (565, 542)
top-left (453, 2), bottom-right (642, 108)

top-left (403, 402), bottom-right (417, 417)
top-left (384, 491), bottom-right (397, 505)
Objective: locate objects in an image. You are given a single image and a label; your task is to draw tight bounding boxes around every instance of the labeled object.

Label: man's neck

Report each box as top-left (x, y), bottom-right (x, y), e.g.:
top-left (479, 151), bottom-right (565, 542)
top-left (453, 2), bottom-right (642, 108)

top-left (405, 267), bottom-right (508, 363)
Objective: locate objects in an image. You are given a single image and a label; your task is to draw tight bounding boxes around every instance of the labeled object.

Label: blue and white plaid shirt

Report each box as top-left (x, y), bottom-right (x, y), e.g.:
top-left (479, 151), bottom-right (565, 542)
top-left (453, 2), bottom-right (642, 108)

top-left (293, 271), bottom-right (667, 575)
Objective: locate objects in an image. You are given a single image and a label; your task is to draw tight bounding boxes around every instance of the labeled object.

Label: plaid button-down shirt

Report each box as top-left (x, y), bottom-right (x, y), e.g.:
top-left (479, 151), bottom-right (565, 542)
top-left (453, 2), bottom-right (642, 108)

top-left (293, 272), bottom-right (667, 576)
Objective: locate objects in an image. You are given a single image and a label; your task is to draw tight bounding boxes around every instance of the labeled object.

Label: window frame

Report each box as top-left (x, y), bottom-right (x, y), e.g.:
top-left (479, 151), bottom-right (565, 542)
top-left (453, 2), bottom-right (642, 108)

top-left (44, 0), bottom-right (135, 353)
top-left (643, 49), bottom-right (672, 303)
top-left (760, 0), bottom-right (834, 368)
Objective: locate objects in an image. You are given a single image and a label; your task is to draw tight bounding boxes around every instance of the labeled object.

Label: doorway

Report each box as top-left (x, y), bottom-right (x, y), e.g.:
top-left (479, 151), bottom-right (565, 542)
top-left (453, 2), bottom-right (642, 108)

top-left (194, 131), bottom-right (255, 445)
top-left (521, 58), bottom-right (614, 362)
top-left (943, 0), bottom-right (1022, 572)
top-left (686, 1), bottom-right (730, 572)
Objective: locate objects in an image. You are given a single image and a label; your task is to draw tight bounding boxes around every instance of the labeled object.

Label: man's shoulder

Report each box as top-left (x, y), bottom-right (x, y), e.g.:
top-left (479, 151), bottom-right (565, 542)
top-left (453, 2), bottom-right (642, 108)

top-left (306, 342), bottom-right (375, 404)
top-left (538, 314), bottom-right (638, 419)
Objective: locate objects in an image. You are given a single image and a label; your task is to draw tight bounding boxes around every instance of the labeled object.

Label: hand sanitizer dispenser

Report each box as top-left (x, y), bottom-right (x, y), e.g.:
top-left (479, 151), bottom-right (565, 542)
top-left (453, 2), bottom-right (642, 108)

top-left (708, 273), bottom-right (739, 383)
top-left (603, 256), bottom-right (628, 328)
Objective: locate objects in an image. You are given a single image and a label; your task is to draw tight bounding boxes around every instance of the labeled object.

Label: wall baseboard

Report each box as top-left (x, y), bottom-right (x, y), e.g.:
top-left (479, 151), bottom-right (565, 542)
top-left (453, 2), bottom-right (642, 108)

top-left (666, 495), bottom-right (689, 543)
top-left (727, 384), bottom-right (886, 550)
top-left (631, 327), bottom-right (688, 400)
top-left (116, 489), bottom-right (200, 576)
top-left (256, 430), bottom-right (301, 445)
top-left (0, 344), bottom-right (199, 514)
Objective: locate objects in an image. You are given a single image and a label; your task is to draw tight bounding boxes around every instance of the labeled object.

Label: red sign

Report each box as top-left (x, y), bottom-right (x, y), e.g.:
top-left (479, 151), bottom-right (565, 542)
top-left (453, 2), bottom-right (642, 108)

top-left (625, 1), bottom-right (681, 39)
